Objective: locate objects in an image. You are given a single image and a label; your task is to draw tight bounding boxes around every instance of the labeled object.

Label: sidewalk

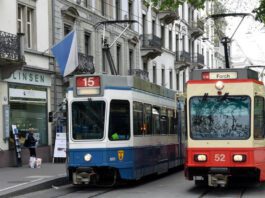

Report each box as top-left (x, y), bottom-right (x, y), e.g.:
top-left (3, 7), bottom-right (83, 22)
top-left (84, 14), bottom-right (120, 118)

top-left (0, 163), bottom-right (68, 198)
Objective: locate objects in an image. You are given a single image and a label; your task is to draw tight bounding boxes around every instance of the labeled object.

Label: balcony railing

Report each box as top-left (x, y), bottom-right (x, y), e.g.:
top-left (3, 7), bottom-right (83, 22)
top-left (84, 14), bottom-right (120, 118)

top-left (74, 53), bottom-right (95, 74)
top-left (196, 53), bottom-right (204, 65)
top-left (0, 31), bottom-right (25, 79)
top-left (176, 51), bottom-right (191, 63)
top-left (0, 31), bottom-right (24, 62)
top-left (128, 69), bottom-right (149, 81)
top-left (189, 20), bottom-right (204, 39)
top-left (192, 53), bottom-right (204, 68)
top-left (140, 34), bottom-right (162, 49)
top-left (158, 10), bottom-right (179, 24)
top-left (140, 34), bottom-right (162, 60)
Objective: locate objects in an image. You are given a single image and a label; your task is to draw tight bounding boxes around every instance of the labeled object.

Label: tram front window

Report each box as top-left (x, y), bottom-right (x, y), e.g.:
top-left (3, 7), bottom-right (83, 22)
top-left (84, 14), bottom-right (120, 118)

top-left (72, 101), bottom-right (105, 140)
top-left (190, 96), bottom-right (250, 140)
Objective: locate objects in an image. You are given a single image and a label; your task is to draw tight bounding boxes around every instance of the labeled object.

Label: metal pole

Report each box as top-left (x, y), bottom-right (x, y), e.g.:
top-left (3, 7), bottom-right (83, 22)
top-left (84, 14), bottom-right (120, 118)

top-left (221, 37), bottom-right (230, 69)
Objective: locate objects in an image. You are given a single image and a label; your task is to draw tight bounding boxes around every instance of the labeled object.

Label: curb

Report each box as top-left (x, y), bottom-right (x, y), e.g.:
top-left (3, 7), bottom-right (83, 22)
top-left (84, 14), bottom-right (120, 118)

top-left (0, 176), bottom-right (69, 198)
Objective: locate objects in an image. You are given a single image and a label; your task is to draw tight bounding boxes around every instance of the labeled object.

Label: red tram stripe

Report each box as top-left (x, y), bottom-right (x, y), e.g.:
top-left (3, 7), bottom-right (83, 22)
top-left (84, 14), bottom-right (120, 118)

top-left (187, 79), bottom-right (263, 85)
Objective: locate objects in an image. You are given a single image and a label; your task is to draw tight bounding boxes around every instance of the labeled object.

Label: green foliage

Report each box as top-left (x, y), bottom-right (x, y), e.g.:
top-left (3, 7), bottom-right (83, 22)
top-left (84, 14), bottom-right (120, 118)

top-left (150, 0), bottom-right (265, 24)
top-left (253, 0), bottom-right (265, 23)
top-left (187, 0), bottom-right (207, 9)
top-left (150, 0), bottom-right (207, 11)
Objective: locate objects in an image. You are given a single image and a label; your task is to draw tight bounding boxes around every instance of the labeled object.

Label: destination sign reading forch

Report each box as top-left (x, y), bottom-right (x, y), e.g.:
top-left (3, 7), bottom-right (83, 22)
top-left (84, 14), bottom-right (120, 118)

top-left (202, 72), bottom-right (238, 80)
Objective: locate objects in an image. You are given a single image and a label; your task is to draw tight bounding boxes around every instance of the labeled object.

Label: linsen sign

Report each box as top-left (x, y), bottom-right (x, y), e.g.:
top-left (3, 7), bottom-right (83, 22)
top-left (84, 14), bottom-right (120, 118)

top-left (5, 70), bottom-right (51, 86)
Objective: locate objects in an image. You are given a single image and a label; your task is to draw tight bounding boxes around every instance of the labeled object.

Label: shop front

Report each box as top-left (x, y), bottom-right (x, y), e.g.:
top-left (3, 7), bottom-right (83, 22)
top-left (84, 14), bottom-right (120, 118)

top-left (3, 70), bottom-right (52, 167)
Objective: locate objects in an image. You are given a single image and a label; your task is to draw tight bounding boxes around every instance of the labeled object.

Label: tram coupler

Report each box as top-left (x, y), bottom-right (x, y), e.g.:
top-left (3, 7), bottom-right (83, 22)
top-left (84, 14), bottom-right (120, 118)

top-left (73, 168), bottom-right (97, 185)
top-left (208, 174), bottom-right (228, 187)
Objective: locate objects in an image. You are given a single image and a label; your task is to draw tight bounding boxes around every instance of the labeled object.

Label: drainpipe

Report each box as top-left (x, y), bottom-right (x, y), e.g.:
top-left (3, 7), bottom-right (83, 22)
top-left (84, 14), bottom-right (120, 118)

top-left (51, 0), bottom-right (57, 158)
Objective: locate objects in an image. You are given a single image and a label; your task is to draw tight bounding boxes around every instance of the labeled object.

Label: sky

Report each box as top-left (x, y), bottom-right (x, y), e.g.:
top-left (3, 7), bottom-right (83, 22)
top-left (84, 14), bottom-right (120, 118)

top-left (218, 0), bottom-right (265, 67)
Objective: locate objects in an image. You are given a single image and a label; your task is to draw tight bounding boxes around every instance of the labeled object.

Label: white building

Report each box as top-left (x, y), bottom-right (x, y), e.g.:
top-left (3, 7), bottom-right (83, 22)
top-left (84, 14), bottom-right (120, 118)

top-left (0, 0), bottom-right (53, 167)
top-left (141, 1), bottom-right (219, 93)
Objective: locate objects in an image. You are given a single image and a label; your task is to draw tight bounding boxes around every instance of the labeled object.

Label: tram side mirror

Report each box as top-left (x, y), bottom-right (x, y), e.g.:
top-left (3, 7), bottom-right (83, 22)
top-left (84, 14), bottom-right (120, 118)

top-left (48, 111), bottom-right (53, 122)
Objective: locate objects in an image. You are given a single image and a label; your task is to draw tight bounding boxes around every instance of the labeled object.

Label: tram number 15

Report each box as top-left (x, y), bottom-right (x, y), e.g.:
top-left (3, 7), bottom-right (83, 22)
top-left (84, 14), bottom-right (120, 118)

top-left (76, 76), bottom-right (100, 87)
top-left (83, 77), bottom-right (96, 87)
top-left (214, 154), bottom-right (226, 162)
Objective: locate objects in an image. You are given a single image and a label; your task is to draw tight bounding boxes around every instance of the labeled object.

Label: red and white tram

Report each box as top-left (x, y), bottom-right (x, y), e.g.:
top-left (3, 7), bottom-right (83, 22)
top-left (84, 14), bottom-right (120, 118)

top-left (185, 68), bottom-right (265, 187)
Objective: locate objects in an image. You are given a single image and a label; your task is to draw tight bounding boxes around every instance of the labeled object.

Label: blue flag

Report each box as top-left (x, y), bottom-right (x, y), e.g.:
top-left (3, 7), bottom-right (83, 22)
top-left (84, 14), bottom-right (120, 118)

top-left (51, 31), bottom-right (78, 77)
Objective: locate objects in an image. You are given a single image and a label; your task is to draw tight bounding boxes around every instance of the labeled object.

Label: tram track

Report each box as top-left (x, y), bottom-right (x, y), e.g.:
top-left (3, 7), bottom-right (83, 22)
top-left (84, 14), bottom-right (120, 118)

top-left (198, 187), bottom-right (247, 198)
top-left (198, 188), bottom-right (212, 198)
top-left (50, 185), bottom-right (115, 198)
top-left (12, 184), bottom-right (115, 198)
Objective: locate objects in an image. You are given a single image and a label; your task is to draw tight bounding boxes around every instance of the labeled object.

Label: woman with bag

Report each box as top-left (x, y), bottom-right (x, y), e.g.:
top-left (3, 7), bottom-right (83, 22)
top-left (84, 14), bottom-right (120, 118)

top-left (24, 128), bottom-right (38, 168)
top-left (24, 129), bottom-right (37, 157)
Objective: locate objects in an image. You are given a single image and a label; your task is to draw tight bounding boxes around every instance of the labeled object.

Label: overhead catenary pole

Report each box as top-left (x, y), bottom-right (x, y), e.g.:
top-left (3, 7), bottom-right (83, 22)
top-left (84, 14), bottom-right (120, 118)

top-left (221, 37), bottom-right (230, 69)
top-left (207, 13), bottom-right (253, 69)
top-left (94, 20), bottom-right (137, 75)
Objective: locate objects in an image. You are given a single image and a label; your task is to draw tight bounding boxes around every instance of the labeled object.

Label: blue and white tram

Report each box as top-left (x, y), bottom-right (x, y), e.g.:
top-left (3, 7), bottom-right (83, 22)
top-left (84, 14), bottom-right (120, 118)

top-left (66, 74), bottom-right (185, 185)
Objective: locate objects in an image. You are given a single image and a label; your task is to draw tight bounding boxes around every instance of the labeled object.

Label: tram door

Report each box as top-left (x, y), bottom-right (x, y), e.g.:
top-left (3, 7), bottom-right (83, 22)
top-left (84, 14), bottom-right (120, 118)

top-left (177, 99), bottom-right (186, 164)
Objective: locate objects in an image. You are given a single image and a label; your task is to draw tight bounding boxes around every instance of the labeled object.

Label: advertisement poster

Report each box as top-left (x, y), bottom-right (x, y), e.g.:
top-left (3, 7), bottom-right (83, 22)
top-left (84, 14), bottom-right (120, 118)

top-left (53, 133), bottom-right (67, 158)
top-left (12, 125), bottom-right (22, 166)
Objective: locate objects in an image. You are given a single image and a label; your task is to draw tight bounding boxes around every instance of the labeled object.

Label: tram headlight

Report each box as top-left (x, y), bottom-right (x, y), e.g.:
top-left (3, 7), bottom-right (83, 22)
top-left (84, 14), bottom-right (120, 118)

top-left (194, 154), bottom-right (207, 162)
top-left (215, 81), bottom-right (224, 90)
top-left (233, 154), bottom-right (246, 162)
top-left (84, 153), bottom-right (92, 162)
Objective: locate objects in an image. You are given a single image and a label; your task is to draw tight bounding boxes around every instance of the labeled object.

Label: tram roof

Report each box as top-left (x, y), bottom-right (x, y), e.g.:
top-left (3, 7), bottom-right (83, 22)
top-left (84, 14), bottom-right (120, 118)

top-left (71, 74), bottom-right (177, 99)
top-left (190, 68), bottom-right (259, 80)
top-left (102, 75), bottom-right (176, 99)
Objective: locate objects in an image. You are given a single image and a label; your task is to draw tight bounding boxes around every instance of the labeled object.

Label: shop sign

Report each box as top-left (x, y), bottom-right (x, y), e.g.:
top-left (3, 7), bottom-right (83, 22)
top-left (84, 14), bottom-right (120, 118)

top-left (9, 88), bottom-right (47, 100)
top-left (5, 70), bottom-right (51, 86)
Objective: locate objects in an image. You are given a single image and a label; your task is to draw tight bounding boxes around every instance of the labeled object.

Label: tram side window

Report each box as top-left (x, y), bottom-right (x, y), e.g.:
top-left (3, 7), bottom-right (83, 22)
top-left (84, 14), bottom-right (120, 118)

top-left (133, 102), bottom-right (143, 135)
top-left (143, 104), bottom-right (152, 135)
top-left (254, 96), bottom-right (265, 139)
top-left (109, 100), bottom-right (130, 141)
top-left (182, 101), bottom-right (187, 140)
top-left (168, 109), bottom-right (176, 134)
top-left (152, 107), bottom-right (160, 135)
top-left (160, 107), bottom-right (168, 134)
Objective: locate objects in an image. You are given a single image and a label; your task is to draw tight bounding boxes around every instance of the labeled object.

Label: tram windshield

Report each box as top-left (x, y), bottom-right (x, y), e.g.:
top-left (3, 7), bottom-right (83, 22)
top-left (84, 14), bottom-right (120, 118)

top-left (190, 95), bottom-right (250, 140)
top-left (72, 101), bottom-right (105, 140)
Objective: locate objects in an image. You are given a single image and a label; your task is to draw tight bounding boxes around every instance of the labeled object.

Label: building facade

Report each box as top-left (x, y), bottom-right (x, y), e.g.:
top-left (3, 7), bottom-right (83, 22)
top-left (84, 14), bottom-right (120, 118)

top-left (0, 0), bottom-right (53, 167)
top-left (142, 0), bottom-right (220, 93)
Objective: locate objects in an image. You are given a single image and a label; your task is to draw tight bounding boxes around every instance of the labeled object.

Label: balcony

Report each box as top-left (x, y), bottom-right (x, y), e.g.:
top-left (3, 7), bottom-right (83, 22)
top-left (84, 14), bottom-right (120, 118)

top-left (192, 53), bottom-right (205, 68)
top-left (74, 53), bottom-right (95, 74)
top-left (128, 69), bottom-right (149, 81)
top-left (176, 51), bottom-right (191, 62)
top-left (158, 10), bottom-right (179, 24)
top-left (140, 34), bottom-right (162, 61)
top-left (175, 51), bottom-right (191, 70)
top-left (0, 31), bottom-right (25, 79)
top-left (189, 20), bottom-right (204, 39)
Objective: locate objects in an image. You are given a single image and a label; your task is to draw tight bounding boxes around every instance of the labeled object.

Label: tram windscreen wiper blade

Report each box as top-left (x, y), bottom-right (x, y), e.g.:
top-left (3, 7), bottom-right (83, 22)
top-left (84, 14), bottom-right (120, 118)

top-left (221, 93), bottom-right (229, 100)
top-left (202, 93), bottom-right (208, 101)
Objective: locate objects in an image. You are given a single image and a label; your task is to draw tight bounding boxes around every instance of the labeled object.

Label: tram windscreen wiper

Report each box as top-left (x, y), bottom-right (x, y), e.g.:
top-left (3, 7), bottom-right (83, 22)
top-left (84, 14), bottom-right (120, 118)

top-left (202, 93), bottom-right (208, 101)
top-left (221, 93), bottom-right (229, 101)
